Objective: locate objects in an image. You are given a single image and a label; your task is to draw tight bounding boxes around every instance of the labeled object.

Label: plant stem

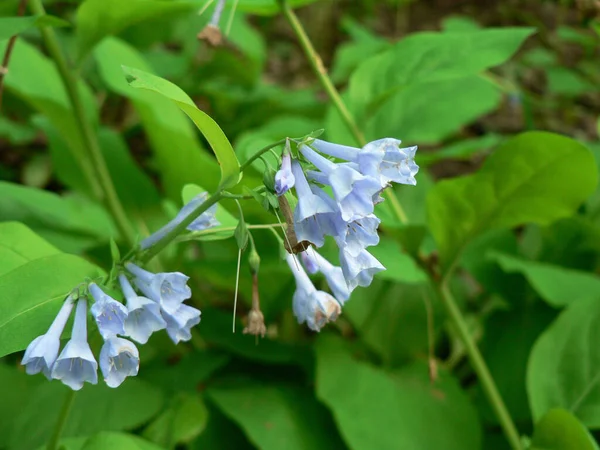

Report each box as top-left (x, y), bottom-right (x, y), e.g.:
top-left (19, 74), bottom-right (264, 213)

top-left (0, 0), bottom-right (29, 111)
top-left (239, 139), bottom-right (288, 171)
top-left (139, 191), bottom-right (224, 262)
top-left (46, 390), bottom-right (76, 450)
top-left (439, 282), bottom-right (522, 450)
top-left (277, 0), bottom-right (364, 145)
top-left (277, 0), bottom-right (408, 224)
top-left (29, 0), bottom-right (136, 246)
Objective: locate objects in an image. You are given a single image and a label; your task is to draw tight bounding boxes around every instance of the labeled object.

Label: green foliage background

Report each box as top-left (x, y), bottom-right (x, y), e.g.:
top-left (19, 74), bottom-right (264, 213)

top-left (1, 0), bottom-right (600, 449)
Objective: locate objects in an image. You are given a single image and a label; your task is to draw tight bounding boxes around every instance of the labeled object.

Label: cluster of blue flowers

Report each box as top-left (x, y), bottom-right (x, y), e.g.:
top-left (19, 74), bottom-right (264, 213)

top-left (275, 138), bottom-right (419, 331)
top-left (20, 194), bottom-right (220, 390)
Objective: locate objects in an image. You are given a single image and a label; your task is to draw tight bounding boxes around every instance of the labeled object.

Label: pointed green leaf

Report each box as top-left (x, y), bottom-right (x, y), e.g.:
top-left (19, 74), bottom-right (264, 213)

top-left (0, 15), bottom-right (69, 41)
top-left (122, 66), bottom-right (241, 189)
top-left (531, 409), bottom-right (599, 450)
top-left (427, 132), bottom-right (598, 272)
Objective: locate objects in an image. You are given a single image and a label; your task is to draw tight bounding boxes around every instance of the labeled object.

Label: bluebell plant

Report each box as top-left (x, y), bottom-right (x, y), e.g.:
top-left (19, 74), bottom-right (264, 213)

top-left (21, 135), bottom-right (418, 390)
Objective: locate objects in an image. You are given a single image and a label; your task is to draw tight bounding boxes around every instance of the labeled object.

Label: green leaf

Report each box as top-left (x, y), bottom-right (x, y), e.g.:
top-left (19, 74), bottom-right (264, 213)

top-left (0, 222), bottom-right (60, 276)
top-left (143, 393), bottom-right (208, 448)
top-left (207, 380), bottom-right (345, 450)
top-left (489, 252), bottom-right (600, 307)
top-left (327, 27), bottom-right (534, 145)
top-left (0, 254), bottom-right (102, 358)
top-left (81, 432), bottom-right (164, 450)
top-left (235, 0), bottom-right (319, 15)
top-left (0, 364), bottom-right (42, 449)
top-left (531, 409), bottom-right (599, 450)
top-left (527, 297), bottom-right (600, 427)
top-left (94, 37), bottom-right (221, 200)
top-left (75, 0), bottom-right (196, 61)
top-left (427, 132), bottom-right (598, 271)
top-left (122, 65), bottom-right (241, 189)
top-left (418, 134), bottom-right (504, 166)
top-left (0, 15), bottom-right (69, 41)
top-left (315, 336), bottom-right (481, 449)
top-left (343, 280), bottom-right (443, 365)
top-left (0, 181), bottom-right (114, 253)
top-left (11, 380), bottom-right (164, 449)
top-left (369, 237), bottom-right (428, 284)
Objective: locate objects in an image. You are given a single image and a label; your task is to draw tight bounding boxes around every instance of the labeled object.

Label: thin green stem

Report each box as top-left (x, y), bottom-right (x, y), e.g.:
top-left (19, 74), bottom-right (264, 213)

top-left (139, 191), bottom-right (224, 262)
top-left (29, 0), bottom-right (136, 246)
top-left (439, 282), bottom-right (522, 450)
top-left (240, 139), bottom-right (288, 171)
top-left (277, 0), bottom-right (364, 146)
top-left (46, 390), bottom-right (76, 450)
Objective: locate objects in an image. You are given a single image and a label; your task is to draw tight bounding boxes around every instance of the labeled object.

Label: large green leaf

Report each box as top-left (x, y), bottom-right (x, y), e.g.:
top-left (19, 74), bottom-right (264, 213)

top-left (122, 66), bottom-right (241, 189)
top-left (94, 37), bottom-right (221, 200)
top-left (315, 336), bottom-right (481, 450)
top-left (0, 253), bottom-right (102, 358)
top-left (530, 409), bottom-right (599, 450)
top-left (0, 181), bottom-right (114, 253)
top-left (11, 380), bottom-right (164, 449)
top-left (427, 132), bottom-right (598, 271)
top-left (207, 380), bottom-right (345, 450)
top-left (490, 252), bottom-right (600, 307)
top-left (75, 0), bottom-right (196, 61)
top-left (527, 297), bottom-right (600, 427)
top-left (0, 222), bottom-right (60, 276)
top-left (327, 27), bottom-right (534, 145)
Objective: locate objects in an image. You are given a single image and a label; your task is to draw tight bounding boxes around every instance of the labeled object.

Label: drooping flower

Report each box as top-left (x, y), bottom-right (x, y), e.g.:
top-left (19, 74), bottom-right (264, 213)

top-left (299, 251), bottom-right (319, 274)
top-left (51, 298), bottom-right (98, 390)
top-left (140, 193), bottom-right (219, 250)
top-left (290, 160), bottom-right (336, 247)
top-left (300, 145), bottom-right (381, 221)
top-left (119, 274), bottom-right (166, 344)
top-left (339, 247), bottom-right (385, 290)
top-left (285, 252), bottom-right (341, 331)
top-left (21, 296), bottom-right (75, 379)
top-left (99, 336), bottom-right (139, 388)
top-left (362, 138), bottom-right (419, 186)
top-left (274, 151), bottom-right (295, 196)
top-left (89, 283), bottom-right (128, 339)
top-left (335, 214), bottom-right (381, 257)
top-left (126, 263), bottom-right (191, 314)
top-left (304, 250), bottom-right (351, 304)
top-left (161, 304), bottom-right (201, 344)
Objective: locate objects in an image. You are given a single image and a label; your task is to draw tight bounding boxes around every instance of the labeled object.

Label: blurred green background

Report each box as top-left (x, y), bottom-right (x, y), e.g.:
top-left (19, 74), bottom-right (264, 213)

top-left (1, 0), bottom-right (600, 449)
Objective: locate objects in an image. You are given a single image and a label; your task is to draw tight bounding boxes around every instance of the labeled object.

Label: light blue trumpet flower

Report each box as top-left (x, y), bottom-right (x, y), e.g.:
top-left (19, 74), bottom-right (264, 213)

top-left (311, 138), bottom-right (384, 180)
top-left (51, 298), bottom-right (98, 390)
top-left (302, 250), bottom-right (351, 304)
top-left (89, 283), bottom-right (128, 339)
top-left (290, 160), bottom-right (336, 247)
top-left (119, 274), bottom-right (166, 344)
top-left (335, 214), bottom-right (381, 257)
top-left (21, 296), bottom-right (75, 379)
top-left (285, 252), bottom-right (341, 332)
top-left (274, 151), bottom-right (295, 196)
top-left (161, 304), bottom-right (201, 344)
top-left (301, 145), bottom-right (381, 221)
top-left (362, 138), bottom-right (419, 186)
top-left (126, 263), bottom-right (191, 314)
top-left (99, 336), bottom-right (139, 388)
top-left (339, 247), bottom-right (385, 290)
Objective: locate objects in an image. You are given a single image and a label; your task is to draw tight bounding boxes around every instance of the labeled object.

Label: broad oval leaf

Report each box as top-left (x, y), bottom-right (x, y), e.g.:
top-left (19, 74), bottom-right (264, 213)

top-left (490, 252), bottom-right (600, 307)
top-left (527, 297), bottom-right (600, 427)
top-left (0, 253), bottom-right (102, 358)
top-left (122, 66), bottom-right (241, 190)
top-left (315, 336), bottom-right (481, 450)
top-left (427, 132), bottom-right (598, 272)
top-left (81, 432), bottom-right (164, 450)
top-left (75, 0), bottom-right (196, 61)
top-left (0, 222), bottom-right (60, 276)
top-left (531, 408), bottom-right (599, 450)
